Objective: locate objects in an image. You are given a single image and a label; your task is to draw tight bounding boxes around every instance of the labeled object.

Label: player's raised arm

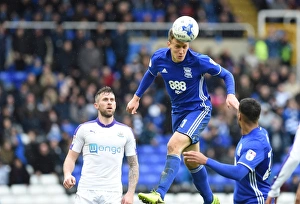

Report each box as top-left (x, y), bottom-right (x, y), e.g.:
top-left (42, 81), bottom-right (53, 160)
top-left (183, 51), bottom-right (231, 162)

top-left (216, 67), bottom-right (239, 110)
top-left (226, 93), bottom-right (239, 110)
top-left (126, 69), bottom-right (156, 114)
top-left (126, 94), bottom-right (140, 115)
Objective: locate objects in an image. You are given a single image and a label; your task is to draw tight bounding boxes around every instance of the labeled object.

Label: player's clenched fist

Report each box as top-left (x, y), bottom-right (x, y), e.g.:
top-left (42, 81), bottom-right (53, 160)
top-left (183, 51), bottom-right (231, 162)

top-left (63, 174), bottom-right (76, 189)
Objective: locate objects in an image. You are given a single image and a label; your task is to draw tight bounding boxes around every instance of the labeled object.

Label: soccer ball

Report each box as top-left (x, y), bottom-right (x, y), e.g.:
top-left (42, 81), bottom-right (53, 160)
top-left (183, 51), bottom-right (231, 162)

top-left (172, 16), bottom-right (199, 42)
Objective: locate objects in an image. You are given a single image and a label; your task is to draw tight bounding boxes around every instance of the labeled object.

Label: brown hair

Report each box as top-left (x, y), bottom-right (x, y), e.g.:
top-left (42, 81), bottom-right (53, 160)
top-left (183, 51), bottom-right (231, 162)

top-left (94, 86), bottom-right (114, 102)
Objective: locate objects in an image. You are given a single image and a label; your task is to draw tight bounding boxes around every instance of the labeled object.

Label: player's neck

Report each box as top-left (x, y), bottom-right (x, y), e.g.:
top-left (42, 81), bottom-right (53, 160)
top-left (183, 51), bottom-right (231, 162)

top-left (98, 116), bottom-right (114, 125)
top-left (241, 123), bottom-right (259, 135)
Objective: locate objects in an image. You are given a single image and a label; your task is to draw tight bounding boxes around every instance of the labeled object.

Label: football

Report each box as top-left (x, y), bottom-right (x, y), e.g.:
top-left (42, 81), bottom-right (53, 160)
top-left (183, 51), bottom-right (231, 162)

top-left (172, 16), bottom-right (199, 42)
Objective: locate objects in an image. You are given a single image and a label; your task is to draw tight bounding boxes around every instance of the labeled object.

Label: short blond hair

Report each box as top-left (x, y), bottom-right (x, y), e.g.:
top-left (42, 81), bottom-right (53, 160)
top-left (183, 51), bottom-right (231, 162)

top-left (168, 28), bottom-right (176, 42)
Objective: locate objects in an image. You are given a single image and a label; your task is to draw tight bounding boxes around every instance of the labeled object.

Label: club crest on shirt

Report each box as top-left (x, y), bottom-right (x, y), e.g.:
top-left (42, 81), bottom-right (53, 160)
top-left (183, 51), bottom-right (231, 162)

top-left (183, 67), bottom-right (192, 78)
top-left (117, 132), bottom-right (124, 137)
top-left (246, 149), bottom-right (256, 161)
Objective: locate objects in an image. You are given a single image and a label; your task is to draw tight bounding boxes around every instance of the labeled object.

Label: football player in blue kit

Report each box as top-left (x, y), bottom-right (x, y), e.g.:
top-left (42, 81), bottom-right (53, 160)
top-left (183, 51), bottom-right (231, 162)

top-left (184, 98), bottom-right (273, 204)
top-left (126, 28), bottom-right (239, 204)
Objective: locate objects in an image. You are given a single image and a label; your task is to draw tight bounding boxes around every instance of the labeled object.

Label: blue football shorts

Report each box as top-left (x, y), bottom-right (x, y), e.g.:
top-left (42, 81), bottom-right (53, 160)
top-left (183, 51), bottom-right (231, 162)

top-left (172, 108), bottom-right (211, 144)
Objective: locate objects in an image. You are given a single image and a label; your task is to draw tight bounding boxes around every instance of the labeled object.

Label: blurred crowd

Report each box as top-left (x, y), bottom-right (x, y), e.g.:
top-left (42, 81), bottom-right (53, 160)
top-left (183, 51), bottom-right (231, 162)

top-left (253, 0), bottom-right (300, 10)
top-left (0, 0), bottom-right (300, 194)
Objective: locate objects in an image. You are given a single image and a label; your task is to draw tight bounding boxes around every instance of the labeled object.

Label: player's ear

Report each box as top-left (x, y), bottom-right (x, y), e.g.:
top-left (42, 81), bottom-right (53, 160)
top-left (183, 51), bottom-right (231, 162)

top-left (237, 112), bottom-right (241, 121)
top-left (167, 40), bottom-right (171, 47)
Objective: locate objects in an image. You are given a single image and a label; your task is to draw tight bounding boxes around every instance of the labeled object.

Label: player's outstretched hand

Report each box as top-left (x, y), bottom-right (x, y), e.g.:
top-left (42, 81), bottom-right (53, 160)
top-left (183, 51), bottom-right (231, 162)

top-left (265, 196), bottom-right (277, 204)
top-left (126, 95), bottom-right (140, 114)
top-left (183, 151), bottom-right (208, 165)
top-left (226, 94), bottom-right (239, 110)
top-left (63, 174), bottom-right (76, 189)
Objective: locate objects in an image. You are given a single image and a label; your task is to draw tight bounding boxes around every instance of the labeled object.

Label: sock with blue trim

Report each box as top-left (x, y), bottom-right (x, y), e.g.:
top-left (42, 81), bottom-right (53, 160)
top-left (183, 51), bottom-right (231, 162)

top-left (191, 165), bottom-right (213, 204)
top-left (156, 154), bottom-right (181, 199)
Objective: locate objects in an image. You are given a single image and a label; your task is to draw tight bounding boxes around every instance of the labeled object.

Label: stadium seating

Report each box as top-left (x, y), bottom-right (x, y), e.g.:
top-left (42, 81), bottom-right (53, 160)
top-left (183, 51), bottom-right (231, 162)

top-left (28, 184), bottom-right (46, 195)
top-left (0, 173), bottom-right (73, 204)
top-left (0, 185), bottom-right (11, 196)
top-left (0, 195), bottom-right (15, 204)
top-left (32, 195), bottom-right (53, 204)
top-left (0, 71), bottom-right (27, 90)
top-left (40, 174), bottom-right (60, 185)
top-left (14, 195), bottom-right (34, 204)
top-left (10, 184), bottom-right (28, 195)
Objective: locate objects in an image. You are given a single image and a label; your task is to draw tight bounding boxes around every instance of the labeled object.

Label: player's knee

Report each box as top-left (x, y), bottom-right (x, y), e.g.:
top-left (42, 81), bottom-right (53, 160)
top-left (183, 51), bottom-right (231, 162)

top-left (184, 160), bottom-right (199, 170)
top-left (166, 143), bottom-right (182, 155)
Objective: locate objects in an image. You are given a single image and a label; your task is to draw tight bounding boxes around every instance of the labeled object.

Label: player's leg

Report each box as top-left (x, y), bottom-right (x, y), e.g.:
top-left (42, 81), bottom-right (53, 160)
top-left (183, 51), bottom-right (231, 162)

top-left (180, 109), bottom-right (218, 204)
top-left (183, 143), bottom-right (219, 204)
top-left (138, 131), bottom-right (191, 204)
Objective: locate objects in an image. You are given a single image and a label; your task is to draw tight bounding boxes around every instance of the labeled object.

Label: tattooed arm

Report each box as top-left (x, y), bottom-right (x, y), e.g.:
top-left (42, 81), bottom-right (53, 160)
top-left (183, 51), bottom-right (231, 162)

top-left (122, 155), bottom-right (139, 204)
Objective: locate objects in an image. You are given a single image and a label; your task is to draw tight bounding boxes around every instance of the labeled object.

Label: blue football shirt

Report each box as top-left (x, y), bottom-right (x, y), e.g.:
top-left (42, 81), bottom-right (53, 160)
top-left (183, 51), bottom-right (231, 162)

top-left (234, 126), bottom-right (272, 204)
top-left (140, 48), bottom-right (235, 114)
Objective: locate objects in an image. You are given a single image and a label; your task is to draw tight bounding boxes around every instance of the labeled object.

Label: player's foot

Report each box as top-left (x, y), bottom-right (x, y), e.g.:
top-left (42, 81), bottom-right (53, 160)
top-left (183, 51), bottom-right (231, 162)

top-left (138, 191), bottom-right (165, 204)
top-left (211, 194), bottom-right (220, 204)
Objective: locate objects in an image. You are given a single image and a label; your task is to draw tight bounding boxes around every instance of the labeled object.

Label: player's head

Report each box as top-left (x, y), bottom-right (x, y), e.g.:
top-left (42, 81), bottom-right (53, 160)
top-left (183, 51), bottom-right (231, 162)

top-left (238, 98), bottom-right (261, 125)
top-left (94, 86), bottom-right (116, 118)
top-left (167, 28), bottom-right (189, 63)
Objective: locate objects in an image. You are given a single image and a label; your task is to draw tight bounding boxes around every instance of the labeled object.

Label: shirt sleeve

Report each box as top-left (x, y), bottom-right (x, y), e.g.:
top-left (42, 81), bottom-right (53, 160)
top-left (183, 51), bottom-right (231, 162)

top-left (70, 125), bottom-right (85, 153)
top-left (206, 158), bottom-right (249, 181)
top-left (217, 68), bottom-right (235, 95)
top-left (269, 126), bottom-right (300, 197)
top-left (201, 55), bottom-right (235, 95)
top-left (237, 140), bottom-right (265, 171)
top-left (135, 69), bottom-right (156, 97)
top-left (124, 127), bottom-right (137, 156)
